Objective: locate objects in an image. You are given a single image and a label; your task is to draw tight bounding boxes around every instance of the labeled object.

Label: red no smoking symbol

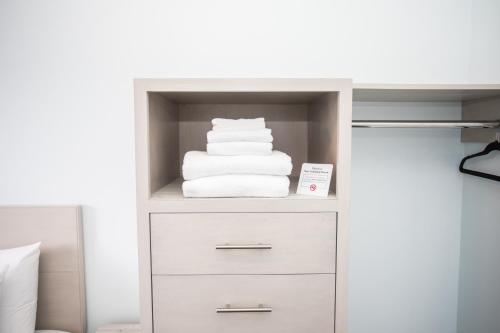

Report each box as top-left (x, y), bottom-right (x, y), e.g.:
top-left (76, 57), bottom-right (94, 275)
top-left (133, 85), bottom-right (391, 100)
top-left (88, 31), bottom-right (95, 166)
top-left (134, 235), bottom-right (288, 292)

top-left (310, 184), bottom-right (317, 191)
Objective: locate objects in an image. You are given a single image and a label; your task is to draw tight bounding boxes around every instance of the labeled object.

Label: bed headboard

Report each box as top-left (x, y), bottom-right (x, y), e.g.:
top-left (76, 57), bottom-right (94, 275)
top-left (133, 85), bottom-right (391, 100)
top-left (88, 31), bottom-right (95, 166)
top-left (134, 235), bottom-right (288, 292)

top-left (0, 206), bottom-right (86, 333)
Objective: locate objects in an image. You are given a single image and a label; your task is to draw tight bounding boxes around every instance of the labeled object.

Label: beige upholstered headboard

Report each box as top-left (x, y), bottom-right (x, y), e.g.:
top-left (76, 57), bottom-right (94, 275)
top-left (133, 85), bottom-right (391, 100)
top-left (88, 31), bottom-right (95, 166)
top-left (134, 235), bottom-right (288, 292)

top-left (0, 206), bottom-right (86, 333)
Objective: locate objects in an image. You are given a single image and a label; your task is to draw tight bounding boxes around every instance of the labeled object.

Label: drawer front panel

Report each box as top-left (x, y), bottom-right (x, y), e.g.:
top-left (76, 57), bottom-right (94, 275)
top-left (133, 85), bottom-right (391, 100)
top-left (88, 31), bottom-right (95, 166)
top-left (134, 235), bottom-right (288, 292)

top-left (153, 274), bottom-right (335, 333)
top-left (151, 212), bottom-right (336, 274)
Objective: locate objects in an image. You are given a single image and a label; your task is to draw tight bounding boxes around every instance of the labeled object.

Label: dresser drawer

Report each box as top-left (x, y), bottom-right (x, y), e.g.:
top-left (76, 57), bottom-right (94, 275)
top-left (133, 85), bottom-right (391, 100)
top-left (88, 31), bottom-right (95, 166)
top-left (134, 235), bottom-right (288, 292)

top-left (150, 213), bottom-right (336, 274)
top-left (153, 274), bottom-right (335, 333)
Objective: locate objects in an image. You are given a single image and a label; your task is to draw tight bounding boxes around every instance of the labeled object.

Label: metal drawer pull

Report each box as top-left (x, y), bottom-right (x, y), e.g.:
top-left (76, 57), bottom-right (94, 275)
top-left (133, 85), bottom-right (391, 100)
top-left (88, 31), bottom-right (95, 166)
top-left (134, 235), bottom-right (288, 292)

top-left (215, 243), bottom-right (272, 250)
top-left (217, 304), bottom-right (272, 313)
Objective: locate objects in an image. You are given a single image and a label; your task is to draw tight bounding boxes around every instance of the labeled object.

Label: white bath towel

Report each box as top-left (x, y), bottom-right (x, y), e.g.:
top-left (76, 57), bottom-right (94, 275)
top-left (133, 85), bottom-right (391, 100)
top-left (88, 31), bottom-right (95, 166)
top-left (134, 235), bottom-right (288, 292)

top-left (182, 175), bottom-right (290, 198)
top-left (182, 150), bottom-right (292, 180)
top-left (212, 118), bottom-right (265, 131)
top-left (207, 128), bottom-right (273, 143)
top-left (207, 142), bottom-right (272, 156)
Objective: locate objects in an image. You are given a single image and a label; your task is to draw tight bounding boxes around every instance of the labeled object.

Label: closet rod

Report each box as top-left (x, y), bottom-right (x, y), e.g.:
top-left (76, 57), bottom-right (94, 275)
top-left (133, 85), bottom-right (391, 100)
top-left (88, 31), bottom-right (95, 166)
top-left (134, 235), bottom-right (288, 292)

top-left (352, 120), bottom-right (500, 129)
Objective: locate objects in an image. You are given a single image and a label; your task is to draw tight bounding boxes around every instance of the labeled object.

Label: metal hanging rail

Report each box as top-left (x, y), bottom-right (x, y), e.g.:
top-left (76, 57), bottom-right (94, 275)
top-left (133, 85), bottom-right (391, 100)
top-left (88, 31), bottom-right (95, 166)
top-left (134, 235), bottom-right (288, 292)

top-left (352, 120), bottom-right (500, 129)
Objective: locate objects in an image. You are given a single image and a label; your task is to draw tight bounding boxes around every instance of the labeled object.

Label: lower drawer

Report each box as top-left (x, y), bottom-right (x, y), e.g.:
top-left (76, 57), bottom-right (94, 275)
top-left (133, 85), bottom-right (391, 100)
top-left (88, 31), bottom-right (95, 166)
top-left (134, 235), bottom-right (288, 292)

top-left (152, 274), bottom-right (335, 333)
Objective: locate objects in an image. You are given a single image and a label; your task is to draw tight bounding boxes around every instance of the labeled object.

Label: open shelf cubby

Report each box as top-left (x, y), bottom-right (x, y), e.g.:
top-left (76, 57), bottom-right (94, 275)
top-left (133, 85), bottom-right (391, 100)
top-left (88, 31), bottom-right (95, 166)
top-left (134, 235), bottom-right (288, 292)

top-left (135, 80), bottom-right (351, 212)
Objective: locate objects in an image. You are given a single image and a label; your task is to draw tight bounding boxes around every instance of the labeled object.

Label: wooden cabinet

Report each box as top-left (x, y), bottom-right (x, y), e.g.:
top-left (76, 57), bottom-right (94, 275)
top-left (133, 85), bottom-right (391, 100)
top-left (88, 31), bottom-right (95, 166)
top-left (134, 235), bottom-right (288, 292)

top-left (96, 324), bottom-right (141, 333)
top-left (150, 212), bottom-right (337, 332)
top-left (153, 274), bottom-right (335, 333)
top-left (150, 212), bottom-right (337, 275)
top-left (135, 79), bottom-right (352, 333)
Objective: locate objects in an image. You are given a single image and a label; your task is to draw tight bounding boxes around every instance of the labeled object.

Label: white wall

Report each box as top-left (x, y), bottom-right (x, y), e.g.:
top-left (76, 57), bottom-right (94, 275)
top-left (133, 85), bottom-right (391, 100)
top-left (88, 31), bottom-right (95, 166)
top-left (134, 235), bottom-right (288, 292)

top-left (457, 145), bottom-right (500, 333)
top-left (351, 103), bottom-right (464, 333)
top-left (0, 1), bottom-right (499, 333)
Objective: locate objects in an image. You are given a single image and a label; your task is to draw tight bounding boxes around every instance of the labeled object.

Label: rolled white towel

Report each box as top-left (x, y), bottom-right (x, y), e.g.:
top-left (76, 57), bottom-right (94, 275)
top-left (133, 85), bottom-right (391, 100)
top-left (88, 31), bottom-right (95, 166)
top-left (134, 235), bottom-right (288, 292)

top-left (182, 175), bottom-right (290, 198)
top-left (182, 150), bottom-right (292, 180)
top-left (207, 128), bottom-right (273, 143)
top-left (207, 142), bottom-right (272, 156)
top-left (212, 118), bottom-right (265, 131)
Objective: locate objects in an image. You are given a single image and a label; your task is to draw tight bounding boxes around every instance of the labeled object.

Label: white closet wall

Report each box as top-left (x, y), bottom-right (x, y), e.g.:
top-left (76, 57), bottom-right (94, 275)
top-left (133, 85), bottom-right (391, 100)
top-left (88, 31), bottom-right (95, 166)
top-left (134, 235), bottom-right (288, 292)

top-left (351, 102), bottom-right (464, 333)
top-left (458, 145), bottom-right (500, 333)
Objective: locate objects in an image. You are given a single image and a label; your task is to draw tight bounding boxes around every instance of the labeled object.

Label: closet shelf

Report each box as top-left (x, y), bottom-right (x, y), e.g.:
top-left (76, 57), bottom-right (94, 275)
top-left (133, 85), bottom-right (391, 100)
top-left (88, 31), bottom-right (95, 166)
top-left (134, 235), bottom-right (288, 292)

top-left (352, 120), bottom-right (500, 129)
top-left (147, 178), bottom-right (338, 213)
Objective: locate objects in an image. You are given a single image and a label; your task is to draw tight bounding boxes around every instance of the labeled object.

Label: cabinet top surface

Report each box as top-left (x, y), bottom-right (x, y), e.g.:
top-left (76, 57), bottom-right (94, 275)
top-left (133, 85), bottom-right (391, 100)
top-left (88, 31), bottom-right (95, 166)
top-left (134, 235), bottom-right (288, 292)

top-left (134, 78), bottom-right (352, 93)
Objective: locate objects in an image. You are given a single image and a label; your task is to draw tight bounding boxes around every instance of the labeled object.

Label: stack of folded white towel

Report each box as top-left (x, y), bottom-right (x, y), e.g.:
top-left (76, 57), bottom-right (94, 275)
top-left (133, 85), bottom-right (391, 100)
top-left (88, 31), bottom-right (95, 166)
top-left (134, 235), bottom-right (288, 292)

top-left (182, 118), bottom-right (293, 198)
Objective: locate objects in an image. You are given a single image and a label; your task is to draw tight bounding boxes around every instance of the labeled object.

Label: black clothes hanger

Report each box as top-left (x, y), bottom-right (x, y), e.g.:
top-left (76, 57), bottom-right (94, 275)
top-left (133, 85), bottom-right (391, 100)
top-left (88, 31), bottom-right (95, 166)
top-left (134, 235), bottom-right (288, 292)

top-left (459, 134), bottom-right (500, 182)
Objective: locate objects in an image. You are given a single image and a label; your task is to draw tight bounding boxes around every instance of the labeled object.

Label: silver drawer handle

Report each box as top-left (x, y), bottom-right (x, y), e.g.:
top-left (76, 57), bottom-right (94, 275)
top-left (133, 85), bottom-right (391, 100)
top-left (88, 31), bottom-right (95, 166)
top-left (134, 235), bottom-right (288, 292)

top-left (217, 304), bottom-right (272, 313)
top-left (215, 243), bottom-right (272, 250)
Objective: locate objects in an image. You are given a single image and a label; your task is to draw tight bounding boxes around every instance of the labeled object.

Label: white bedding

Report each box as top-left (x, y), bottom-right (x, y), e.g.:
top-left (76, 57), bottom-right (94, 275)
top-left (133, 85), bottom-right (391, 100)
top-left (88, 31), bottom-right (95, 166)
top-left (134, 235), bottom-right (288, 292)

top-left (182, 150), bottom-right (292, 180)
top-left (182, 174), bottom-right (290, 198)
top-left (207, 128), bottom-right (273, 143)
top-left (207, 142), bottom-right (273, 155)
top-left (0, 243), bottom-right (41, 333)
top-left (212, 117), bottom-right (265, 131)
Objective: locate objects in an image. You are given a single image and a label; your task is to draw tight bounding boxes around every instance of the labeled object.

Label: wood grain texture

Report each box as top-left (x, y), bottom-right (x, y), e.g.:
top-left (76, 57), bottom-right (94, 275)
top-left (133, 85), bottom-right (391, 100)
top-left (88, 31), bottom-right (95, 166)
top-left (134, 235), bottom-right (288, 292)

top-left (153, 274), bottom-right (335, 333)
top-left (151, 213), bottom-right (336, 275)
top-left (354, 83), bottom-right (500, 102)
top-left (134, 79), bottom-right (353, 333)
top-left (136, 78), bottom-right (352, 93)
top-left (36, 272), bottom-right (83, 333)
top-left (149, 93), bottom-right (179, 193)
top-left (0, 206), bottom-right (86, 333)
top-left (462, 96), bottom-right (500, 142)
top-left (159, 91), bottom-right (325, 104)
top-left (309, 92), bottom-right (338, 191)
top-left (149, 178), bottom-right (338, 213)
top-left (134, 80), bottom-right (154, 333)
top-left (96, 323), bottom-right (141, 332)
top-left (334, 82), bottom-right (353, 333)
top-left (178, 104), bottom-right (308, 177)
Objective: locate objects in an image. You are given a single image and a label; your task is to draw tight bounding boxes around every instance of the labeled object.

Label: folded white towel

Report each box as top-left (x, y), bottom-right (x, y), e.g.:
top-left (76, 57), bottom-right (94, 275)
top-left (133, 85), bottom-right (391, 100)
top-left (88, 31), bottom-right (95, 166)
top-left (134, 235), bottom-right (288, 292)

top-left (182, 150), bottom-right (292, 180)
top-left (207, 128), bottom-right (273, 143)
top-left (207, 142), bottom-right (272, 156)
top-left (212, 118), bottom-right (265, 131)
top-left (182, 175), bottom-right (290, 198)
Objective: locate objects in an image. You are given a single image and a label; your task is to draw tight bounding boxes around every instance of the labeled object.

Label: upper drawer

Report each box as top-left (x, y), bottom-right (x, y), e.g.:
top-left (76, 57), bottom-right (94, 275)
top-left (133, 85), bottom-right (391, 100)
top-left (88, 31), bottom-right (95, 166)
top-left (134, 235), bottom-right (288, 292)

top-left (150, 212), bottom-right (336, 275)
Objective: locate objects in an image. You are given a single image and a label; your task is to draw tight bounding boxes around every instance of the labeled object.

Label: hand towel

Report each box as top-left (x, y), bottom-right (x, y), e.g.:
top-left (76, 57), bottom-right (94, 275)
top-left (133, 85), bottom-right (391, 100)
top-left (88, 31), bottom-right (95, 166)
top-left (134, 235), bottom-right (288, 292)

top-left (212, 118), bottom-right (265, 131)
top-left (207, 142), bottom-right (272, 156)
top-left (182, 175), bottom-right (290, 198)
top-left (182, 150), bottom-right (292, 180)
top-left (207, 128), bottom-right (273, 143)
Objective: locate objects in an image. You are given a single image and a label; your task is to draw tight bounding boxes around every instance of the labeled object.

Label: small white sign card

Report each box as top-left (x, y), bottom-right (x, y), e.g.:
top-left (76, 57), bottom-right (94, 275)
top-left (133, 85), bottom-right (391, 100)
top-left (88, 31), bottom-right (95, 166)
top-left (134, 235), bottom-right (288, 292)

top-left (296, 163), bottom-right (334, 197)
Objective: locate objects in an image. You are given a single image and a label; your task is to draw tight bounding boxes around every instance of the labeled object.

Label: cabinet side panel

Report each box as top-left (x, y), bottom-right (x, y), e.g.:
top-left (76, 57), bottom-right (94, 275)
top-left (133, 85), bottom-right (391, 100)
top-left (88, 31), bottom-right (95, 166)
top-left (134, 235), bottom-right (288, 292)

top-left (335, 85), bottom-right (352, 333)
top-left (135, 81), bottom-right (154, 333)
top-left (149, 93), bottom-right (179, 193)
top-left (308, 92), bottom-right (339, 191)
top-left (462, 96), bottom-right (500, 142)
